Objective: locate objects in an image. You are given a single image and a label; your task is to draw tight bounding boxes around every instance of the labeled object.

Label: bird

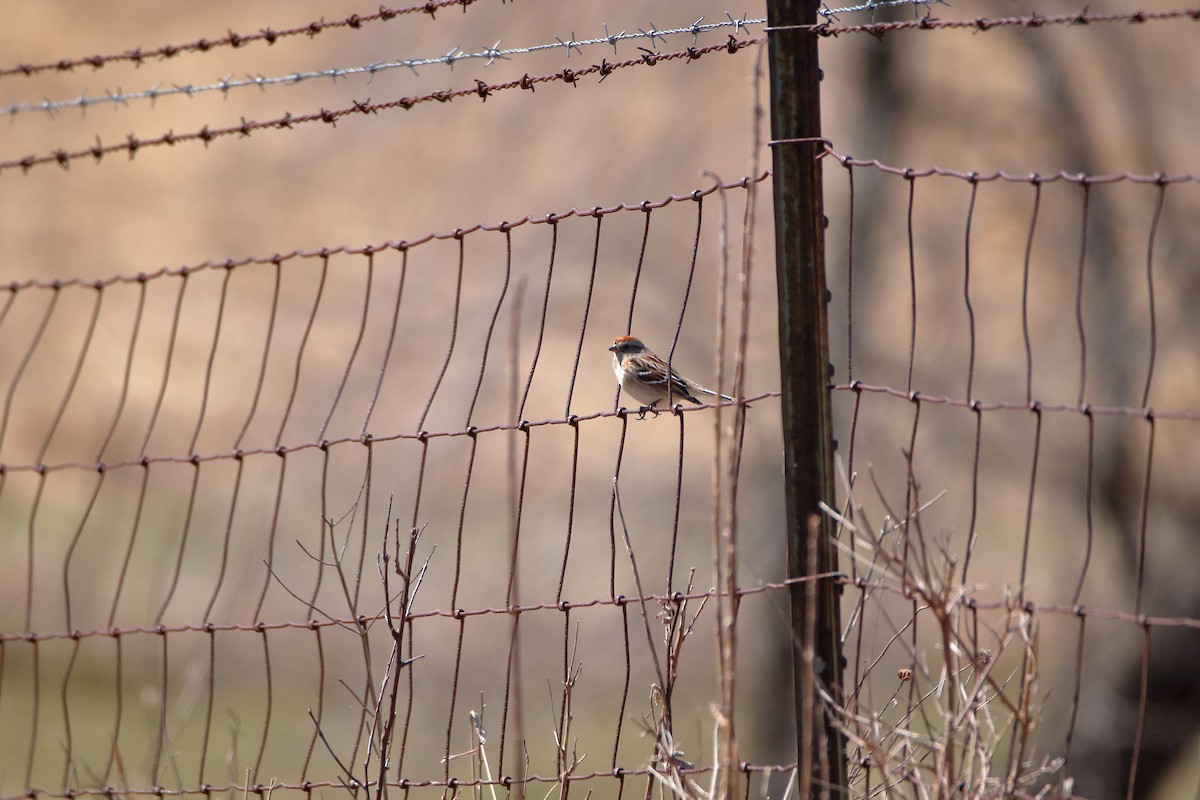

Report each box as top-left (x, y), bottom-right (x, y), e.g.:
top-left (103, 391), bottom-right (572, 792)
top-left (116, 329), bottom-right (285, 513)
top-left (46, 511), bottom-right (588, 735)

top-left (608, 335), bottom-right (736, 415)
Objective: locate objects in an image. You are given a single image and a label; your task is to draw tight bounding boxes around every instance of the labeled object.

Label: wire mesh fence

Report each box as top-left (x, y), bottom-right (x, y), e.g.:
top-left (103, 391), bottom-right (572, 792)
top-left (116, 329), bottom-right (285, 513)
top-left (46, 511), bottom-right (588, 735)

top-left (1, 2), bottom-right (1198, 799)
top-left (819, 146), bottom-right (1200, 798)
top-left (0, 178), bottom-right (788, 799)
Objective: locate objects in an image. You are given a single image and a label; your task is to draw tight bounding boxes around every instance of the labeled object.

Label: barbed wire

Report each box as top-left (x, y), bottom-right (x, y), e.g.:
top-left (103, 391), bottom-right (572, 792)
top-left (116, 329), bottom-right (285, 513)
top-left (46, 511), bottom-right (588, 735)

top-left (11, 2), bottom-right (1162, 116)
top-left (0, 0), bottom-right (488, 80)
top-left (0, 37), bottom-right (760, 176)
top-left (1, 0), bottom-right (952, 120)
top-left (0, 0), bottom-right (937, 84)
top-left (3, 16), bottom-right (767, 119)
top-left (820, 0), bottom-right (946, 18)
top-left (1, 0), bottom-right (949, 120)
top-left (771, 5), bottom-right (1200, 37)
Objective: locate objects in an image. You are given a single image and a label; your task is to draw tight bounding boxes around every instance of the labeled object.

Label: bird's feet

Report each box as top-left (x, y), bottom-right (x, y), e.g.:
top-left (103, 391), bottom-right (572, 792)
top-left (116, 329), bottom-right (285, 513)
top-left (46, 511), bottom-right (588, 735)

top-left (636, 402), bottom-right (662, 420)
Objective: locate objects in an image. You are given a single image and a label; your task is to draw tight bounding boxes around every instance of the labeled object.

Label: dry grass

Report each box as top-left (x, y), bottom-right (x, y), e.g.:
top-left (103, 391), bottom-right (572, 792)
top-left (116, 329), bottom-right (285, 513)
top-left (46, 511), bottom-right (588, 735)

top-left (820, 456), bottom-right (1074, 800)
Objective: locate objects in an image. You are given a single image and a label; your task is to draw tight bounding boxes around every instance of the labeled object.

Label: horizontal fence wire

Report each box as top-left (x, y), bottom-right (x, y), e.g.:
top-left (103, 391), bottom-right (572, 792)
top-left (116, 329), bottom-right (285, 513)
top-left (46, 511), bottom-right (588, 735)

top-left (819, 148), bottom-right (1200, 186)
top-left (0, 393), bottom-right (778, 478)
top-left (0, 173), bottom-right (770, 293)
top-left (3, 575), bottom-right (825, 649)
top-left (1, 764), bottom-right (806, 800)
top-left (834, 381), bottom-right (1200, 422)
top-left (7, 572), bottom-right (1199, 645)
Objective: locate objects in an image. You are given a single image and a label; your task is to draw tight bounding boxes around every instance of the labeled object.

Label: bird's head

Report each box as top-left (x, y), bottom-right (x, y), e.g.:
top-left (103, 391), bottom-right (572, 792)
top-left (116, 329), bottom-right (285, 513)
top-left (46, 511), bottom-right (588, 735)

top-left (608, 336), bottom-right (647, 356)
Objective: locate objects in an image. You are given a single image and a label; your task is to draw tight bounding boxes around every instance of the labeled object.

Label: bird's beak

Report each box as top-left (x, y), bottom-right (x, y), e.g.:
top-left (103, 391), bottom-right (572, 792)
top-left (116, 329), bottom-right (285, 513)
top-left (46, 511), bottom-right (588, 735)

top-left (607, 343), bottom-right (618, 352)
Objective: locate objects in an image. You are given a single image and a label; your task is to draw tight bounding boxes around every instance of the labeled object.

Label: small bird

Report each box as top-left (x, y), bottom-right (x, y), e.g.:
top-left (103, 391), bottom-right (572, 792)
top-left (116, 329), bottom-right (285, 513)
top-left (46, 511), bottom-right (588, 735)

top-left (608, 335), bottom-right (735, 415)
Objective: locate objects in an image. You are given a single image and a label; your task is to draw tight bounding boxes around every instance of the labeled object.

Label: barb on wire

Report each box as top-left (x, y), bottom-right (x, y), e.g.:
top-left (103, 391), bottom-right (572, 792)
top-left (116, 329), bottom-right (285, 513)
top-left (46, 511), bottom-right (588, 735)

top-left (3, 16), bottom-right (768, 119)
top-left (820, 0), bottom-right (947, 21)
top-left (0, 37), bottom-right (760, 176)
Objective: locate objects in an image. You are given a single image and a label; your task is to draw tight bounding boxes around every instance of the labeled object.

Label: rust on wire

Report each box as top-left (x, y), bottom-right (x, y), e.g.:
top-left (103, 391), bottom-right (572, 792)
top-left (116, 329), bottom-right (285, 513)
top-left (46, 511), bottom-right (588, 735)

top-left (0, 0), bottom-right (487, 79)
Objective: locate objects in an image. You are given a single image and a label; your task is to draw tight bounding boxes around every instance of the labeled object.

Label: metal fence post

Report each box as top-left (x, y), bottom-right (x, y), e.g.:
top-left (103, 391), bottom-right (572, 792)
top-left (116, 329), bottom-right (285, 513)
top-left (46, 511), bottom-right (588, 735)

top-left (766, 1), bottom-right (848, 796)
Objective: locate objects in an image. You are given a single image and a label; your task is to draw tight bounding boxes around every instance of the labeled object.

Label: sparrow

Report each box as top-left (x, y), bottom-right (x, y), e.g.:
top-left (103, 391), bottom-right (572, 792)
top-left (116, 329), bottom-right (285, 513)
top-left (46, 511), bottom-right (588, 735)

top-left (608, 335), bottom-right (735, 415)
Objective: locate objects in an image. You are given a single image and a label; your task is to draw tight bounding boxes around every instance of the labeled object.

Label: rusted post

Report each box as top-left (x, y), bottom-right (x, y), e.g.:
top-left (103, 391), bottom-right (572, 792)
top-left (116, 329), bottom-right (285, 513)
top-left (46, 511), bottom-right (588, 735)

top-left (766, 0), bottom-right (848, 795)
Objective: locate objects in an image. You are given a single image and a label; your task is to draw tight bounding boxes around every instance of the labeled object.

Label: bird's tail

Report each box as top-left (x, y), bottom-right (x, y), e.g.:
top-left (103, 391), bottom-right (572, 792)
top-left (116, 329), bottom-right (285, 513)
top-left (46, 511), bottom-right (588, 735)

top-left (692, 384), bottom-right (738, 403)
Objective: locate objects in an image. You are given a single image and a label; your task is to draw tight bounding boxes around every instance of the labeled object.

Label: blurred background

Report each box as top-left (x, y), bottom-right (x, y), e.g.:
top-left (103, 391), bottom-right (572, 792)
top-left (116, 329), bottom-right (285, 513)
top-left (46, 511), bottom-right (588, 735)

top-left (0, 2), bottom-right (1197, 799)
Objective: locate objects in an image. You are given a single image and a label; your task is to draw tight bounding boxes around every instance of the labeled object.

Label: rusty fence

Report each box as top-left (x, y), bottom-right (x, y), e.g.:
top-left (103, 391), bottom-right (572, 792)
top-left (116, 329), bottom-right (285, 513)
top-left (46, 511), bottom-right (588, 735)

top-left (2, 3), bottom-right (1199, 800)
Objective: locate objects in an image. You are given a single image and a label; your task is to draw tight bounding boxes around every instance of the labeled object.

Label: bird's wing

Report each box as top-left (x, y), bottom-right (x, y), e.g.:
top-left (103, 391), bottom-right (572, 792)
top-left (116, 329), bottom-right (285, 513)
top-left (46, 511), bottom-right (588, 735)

top-left (628, 356), bottom-right (702, 403)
